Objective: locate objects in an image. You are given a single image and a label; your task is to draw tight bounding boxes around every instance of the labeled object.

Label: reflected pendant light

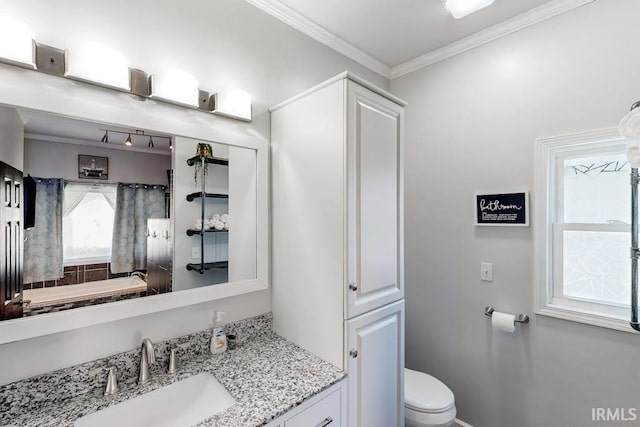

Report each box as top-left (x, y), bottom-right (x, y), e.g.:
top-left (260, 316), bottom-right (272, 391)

top-left (125, 134), bottom-right (133, 146)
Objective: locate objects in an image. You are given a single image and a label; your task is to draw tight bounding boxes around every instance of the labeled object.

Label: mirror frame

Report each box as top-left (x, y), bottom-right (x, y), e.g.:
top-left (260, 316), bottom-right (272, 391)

top-left (0, 65), bottom-right (269, 344)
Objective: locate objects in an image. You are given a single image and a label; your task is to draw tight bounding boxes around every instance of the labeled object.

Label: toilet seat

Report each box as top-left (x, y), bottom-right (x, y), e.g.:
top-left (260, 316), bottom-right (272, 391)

top-left (405, 368), bottom-right (455, 413)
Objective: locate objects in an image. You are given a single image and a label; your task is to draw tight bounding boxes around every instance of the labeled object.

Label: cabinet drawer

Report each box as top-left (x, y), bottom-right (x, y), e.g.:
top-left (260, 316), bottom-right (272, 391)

top-left (285, 389), bottom-right (341, 427)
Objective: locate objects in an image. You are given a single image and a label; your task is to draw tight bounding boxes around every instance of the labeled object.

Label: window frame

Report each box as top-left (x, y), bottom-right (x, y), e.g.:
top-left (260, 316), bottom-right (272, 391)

top-left (62, 184), bottom-right (117, 267)
top-left (534, 128), bottom-right (638, 333)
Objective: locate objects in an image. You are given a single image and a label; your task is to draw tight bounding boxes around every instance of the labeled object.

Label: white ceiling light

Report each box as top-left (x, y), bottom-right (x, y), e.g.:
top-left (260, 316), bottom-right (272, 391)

top-left (65, 42), bottom-right (130, 90)
top-left (214, 88), bottom-right (252, 122)
top-left (150, 69), bottom-right (200, 108)
top-left (443, 0), bottom-right (495, 19)
top-left (0, 14), bottom-right (35, 68)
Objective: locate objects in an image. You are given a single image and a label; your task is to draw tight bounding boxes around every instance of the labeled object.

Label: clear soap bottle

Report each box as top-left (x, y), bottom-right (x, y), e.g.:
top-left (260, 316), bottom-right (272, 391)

top-left (210, 311), bottom-right (227, 354)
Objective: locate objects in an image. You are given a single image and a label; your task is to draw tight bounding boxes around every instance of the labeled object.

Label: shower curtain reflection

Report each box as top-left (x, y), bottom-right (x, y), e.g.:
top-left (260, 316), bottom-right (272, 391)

top-left (23, 178), bottom-right (63, 284)
top-left (110, 183), bottom-right (167, 274)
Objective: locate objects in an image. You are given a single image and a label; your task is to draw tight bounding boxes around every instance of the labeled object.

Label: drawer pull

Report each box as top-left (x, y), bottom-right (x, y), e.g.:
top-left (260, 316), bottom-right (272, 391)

top-left (349, 349), bottom-right (358, 358)
top-left (348, 283), bottom-right (358, 292)
top-left (315, 417), bottom-right (333, 427)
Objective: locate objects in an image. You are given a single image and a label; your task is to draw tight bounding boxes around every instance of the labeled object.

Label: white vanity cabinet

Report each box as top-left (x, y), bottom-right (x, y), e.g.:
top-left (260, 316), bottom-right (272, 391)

top-left (265, 380), bottom-right (347, 427)
top-left (271, 72), bottom-right (406, 427)
top-left (346, 300), bottom-right (404, 427)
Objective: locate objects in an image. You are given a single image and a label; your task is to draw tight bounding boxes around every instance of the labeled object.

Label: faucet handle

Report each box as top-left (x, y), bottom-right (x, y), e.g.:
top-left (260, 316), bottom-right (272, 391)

top-left (168, 347), bottom-right (179, 374)
top-left (104, 366), bottom-right (119, 396)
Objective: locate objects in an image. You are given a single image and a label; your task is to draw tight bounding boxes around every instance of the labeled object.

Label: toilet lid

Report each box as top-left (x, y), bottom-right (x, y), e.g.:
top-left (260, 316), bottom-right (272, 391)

top-left (405, 368), bottom-right (455, 413)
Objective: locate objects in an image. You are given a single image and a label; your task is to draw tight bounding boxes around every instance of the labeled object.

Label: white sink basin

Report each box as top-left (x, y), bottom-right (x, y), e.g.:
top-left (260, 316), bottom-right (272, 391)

top-left (74, 373), bottom-right (236, 427)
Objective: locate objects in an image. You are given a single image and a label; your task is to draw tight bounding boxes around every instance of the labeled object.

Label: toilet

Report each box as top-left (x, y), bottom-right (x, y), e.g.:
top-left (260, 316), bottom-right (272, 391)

top-left (405, 368), bottom-right (457, 427)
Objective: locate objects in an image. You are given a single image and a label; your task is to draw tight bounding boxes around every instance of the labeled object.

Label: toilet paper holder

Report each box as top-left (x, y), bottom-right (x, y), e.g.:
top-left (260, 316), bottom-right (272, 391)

top-left (485, 306), bottom-right (529, 323)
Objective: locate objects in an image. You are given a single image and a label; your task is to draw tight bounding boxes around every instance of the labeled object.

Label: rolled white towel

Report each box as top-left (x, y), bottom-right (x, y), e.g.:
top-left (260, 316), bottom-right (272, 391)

top-left (204, 219), bottom-right (214, 230)
top-left (224, 222), bottom-right (229, 230)
top-left (221, 214), bottom-right (229, 223)
top-left (213, 220), bottom-right (225, 230)
top-left (211, 213), bottom-right (221, 222)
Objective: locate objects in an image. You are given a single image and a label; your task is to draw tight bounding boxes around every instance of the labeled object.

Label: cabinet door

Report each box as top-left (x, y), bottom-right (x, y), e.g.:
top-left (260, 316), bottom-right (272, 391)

top-left (346, 81), bottom-right (404, 318)
top-left (0, 162), bottom-right (23, 320)
top-left (346, 300), bottom-right (404, 427)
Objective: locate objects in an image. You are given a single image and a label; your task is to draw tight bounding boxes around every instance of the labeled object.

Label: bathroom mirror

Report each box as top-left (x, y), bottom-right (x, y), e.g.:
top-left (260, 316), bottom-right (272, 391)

top-left (0, 65), bottom-right (268, 343)
top-left (0, 107), bottom-right (257, 321)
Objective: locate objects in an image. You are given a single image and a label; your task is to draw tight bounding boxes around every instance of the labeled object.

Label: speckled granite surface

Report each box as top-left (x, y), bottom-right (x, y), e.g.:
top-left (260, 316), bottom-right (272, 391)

top-left (0, 313), bottom-right (345, 427)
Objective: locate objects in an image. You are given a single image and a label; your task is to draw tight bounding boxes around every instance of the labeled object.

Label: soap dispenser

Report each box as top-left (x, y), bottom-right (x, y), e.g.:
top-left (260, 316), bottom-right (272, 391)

top-left (210, 311), bottom-right (227, 354)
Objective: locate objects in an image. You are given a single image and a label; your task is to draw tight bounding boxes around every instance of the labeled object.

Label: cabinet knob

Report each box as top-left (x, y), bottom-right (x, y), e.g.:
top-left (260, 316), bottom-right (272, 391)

top-left (348, 283), bottom-right (358, 292)
top-left (349, 349), bottom-right (358, 358)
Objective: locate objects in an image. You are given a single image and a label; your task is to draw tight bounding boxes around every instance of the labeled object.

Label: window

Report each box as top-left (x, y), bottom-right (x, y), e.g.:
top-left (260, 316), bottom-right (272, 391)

top-left (535, 129), bottom-right (634, 331)
top-left (62, 183), bottom-right (117, 265)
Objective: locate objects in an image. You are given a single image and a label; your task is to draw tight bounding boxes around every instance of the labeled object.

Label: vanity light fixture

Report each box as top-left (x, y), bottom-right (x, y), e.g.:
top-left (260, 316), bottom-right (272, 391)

top-left (65, 42), bottom-right (131, 91)
top-left (148, 136), bottom-right (154, 148)
top-left (150, 69), bottom-right (200, 108)
top-left (442, 0), bottom-right (495, 19)
top-left (0, 13), bottom-right (253, 122)
top-left (129, 68), bottom-right (151, 98)
top-left (0, 14), bottom-right (35, 69)
top-left (125, 134), bottom-right (133, 146)
top-left (214, 88), bottom-right (252, 122)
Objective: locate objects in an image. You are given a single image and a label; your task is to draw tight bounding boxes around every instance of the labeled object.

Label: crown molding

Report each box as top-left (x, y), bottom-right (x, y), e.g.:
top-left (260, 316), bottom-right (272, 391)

top-left (390, 0), bottom-right (595, 79)
top-left (15, 108), bottom-right (30, 126)
top-left (245, 0), bottom-right (392, 78)
top-left (25, 133), bottom-right (171, 156)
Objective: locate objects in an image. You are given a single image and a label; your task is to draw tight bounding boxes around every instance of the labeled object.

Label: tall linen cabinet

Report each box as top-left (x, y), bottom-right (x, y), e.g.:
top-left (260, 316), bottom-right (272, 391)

top-left (271, 73), bottom-right (406, 427)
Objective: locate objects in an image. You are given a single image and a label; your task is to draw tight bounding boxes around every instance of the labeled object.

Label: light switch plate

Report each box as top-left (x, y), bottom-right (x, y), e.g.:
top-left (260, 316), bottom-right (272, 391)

top-left (481, 262), bottom-right (493, 282)
top-left (191, 247), bottom-right (200, 259)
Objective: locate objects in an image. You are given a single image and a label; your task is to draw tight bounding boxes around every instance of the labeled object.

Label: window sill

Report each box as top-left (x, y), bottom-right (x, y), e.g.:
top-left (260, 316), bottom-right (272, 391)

top-left (63, 257), bottom-right (112, 267)
top-left (537, 304), bottom-right (639, 334)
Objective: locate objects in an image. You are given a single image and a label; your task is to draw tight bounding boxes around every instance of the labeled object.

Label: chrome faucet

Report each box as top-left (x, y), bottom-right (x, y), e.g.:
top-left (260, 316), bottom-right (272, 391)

top-left (138, 338), bottom-right (156, 385)
top-left (104, 366), bottom-right (119, 396)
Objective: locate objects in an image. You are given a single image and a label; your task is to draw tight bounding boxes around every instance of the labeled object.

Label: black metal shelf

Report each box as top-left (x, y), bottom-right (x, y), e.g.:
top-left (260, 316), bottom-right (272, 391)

top-left (186, 153), bottom-right (229, 274)
top-left (186, 228), bottom-right (229, 236)
top-left (186, 192), bottom-right (229, 202)
top-left (186, 261), bottom-right (228, 274)
top-left (186, 155), bottom-right (229, 166)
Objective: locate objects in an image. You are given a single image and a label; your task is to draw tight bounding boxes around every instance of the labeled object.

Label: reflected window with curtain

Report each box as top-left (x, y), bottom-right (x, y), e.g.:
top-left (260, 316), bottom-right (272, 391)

top-left (62, 182), bottom-right (117, 265)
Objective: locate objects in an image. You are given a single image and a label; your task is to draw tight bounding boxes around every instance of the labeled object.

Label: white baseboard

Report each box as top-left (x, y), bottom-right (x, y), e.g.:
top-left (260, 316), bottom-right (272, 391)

top-left (455, 418), bottom-right (474, 427)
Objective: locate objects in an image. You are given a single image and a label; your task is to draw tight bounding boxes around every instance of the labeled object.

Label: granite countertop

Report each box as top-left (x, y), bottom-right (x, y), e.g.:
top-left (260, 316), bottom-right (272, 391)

top-left (0, 314), bottom-right (345, 427)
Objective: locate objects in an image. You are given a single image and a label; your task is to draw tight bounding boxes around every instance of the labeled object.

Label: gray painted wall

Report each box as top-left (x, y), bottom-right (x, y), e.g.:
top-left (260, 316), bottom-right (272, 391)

top-left (0, 0), bottom-right (387, 385)
top-left (25, 139), bottom-right (171, 184)
top-left (391, 1), bottom-right (640, 426)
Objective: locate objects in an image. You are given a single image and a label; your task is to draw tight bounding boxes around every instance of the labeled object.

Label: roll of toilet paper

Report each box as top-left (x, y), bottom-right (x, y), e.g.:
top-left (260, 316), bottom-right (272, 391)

top-left (491, 311), bottom-right (516, 333)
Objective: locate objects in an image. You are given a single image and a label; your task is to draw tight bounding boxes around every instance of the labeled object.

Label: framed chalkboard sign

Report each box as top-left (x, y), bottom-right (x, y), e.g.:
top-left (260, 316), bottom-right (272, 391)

top-left (475, 192), bottom-right (529, 226)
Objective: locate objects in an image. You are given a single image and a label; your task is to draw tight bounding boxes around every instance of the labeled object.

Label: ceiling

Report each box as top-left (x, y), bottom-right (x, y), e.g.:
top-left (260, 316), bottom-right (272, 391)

top-left (22, 110), bottom-right (172, 154)
top-left (277, 0), bottom-right (552, 67)
top-left (247, 0), bottom-right (591, 77)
